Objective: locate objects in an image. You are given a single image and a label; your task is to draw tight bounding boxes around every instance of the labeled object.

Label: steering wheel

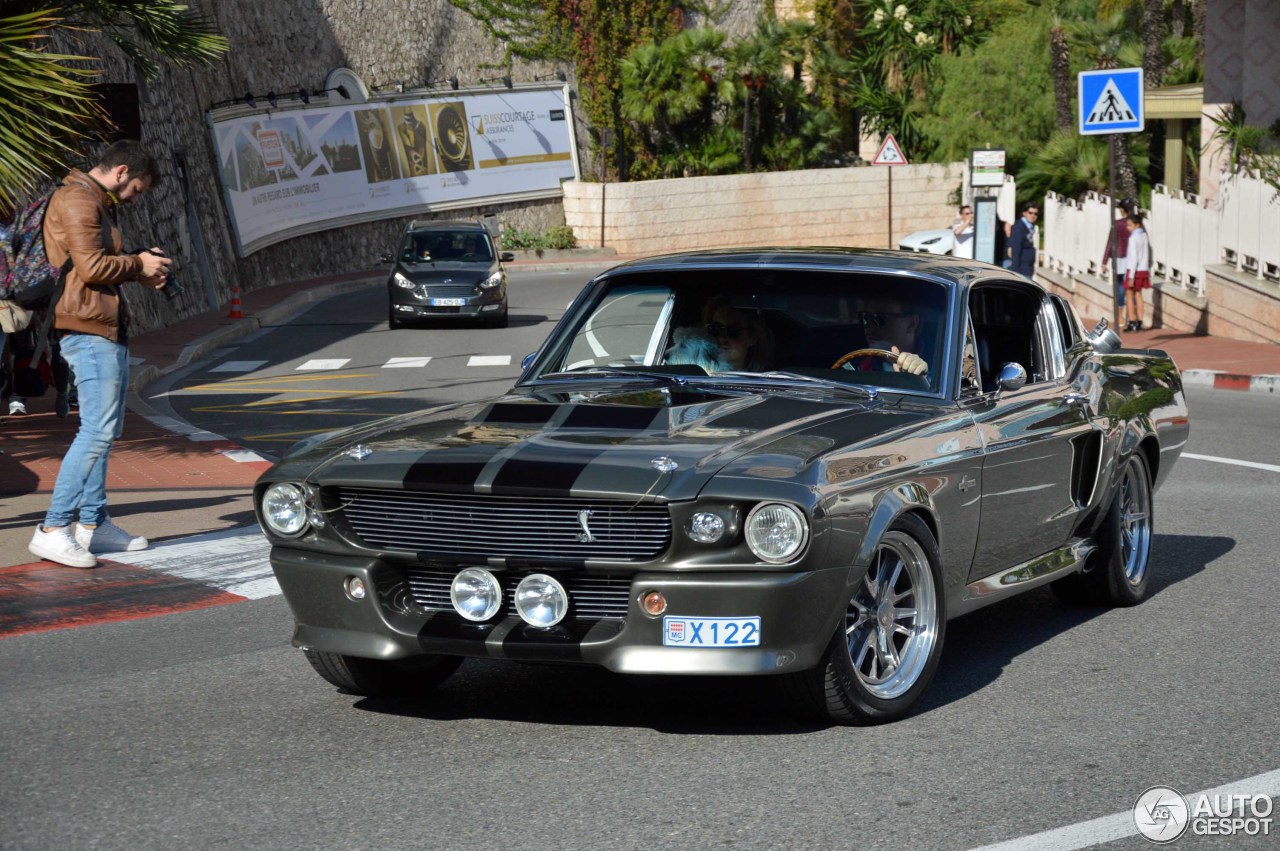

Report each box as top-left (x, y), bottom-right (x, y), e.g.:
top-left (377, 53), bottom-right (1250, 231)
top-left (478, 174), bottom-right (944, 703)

top-left (832, 348), bottom-right (898, 370)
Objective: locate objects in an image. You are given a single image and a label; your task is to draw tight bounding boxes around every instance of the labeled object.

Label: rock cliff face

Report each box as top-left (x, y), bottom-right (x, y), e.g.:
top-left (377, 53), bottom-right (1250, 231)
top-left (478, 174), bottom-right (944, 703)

top-left (48, 0), bottom-right (575, 332)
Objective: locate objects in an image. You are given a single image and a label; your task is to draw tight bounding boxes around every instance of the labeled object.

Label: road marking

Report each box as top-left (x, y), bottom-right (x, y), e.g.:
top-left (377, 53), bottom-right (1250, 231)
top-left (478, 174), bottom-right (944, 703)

top-left (211, 360), bottom-right (268, 373)
top-left (468, 355), bottom-right (512, 366)
top-left (297, 358), bottom-right (351, 370)
top-left (1183, 452), bottom-right (1280, 473)
top-left (384, 356), bottom-right (432, 368)
top-left (107, 525), bottom-right (278, 599)
top-left (220, 448), bottom-right (271, 463)
top-left (971, 767), bottom-right (1280, 850)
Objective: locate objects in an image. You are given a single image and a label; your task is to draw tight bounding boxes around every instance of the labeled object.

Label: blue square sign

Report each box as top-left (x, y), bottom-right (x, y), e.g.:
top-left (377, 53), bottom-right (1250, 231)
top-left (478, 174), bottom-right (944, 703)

top-left (1079, 68), bottom-right (1144, 135)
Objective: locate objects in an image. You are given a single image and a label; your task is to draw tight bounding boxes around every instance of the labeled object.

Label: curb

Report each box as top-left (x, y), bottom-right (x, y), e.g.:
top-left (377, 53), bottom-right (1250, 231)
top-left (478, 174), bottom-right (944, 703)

top-left (1181, 369), bottom-right (1280, 394)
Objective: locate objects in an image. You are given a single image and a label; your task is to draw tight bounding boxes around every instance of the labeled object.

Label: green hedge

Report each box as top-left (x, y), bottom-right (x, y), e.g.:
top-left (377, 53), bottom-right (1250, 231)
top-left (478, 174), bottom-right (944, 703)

top-left (499, 225), bottom-right (577, 251)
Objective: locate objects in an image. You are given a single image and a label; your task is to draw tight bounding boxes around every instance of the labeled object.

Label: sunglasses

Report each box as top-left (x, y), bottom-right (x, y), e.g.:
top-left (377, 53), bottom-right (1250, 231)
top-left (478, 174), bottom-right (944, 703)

top-left (706, 322), bottom-right (746, 340)
top-left (858, 310), bottom-right (911, 327)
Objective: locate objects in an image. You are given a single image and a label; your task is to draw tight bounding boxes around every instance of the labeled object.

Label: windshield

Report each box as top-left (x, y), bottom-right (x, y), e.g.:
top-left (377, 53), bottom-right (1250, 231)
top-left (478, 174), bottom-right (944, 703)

top-left (529, 268), bottom-right (951, 394)
top-left (401, 230), bottom-right (495, 263)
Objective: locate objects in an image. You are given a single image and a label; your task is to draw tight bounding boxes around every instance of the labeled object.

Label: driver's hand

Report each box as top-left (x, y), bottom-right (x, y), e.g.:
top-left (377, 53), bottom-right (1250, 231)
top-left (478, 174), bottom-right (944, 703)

top-left (892, 347), bottom-right (928, 376)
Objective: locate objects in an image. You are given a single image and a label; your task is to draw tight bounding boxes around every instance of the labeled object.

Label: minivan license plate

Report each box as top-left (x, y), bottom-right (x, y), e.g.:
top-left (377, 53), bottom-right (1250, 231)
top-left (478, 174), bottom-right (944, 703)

top-left (430, 298), bottom-right (467, 306)
top-left (663, 616), bottom-right (760, 647)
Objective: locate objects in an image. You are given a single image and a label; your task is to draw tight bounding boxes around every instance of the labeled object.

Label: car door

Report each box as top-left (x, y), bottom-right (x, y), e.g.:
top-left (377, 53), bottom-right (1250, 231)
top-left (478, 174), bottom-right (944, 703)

top-left (964, 283), bottom-right (1095, 581)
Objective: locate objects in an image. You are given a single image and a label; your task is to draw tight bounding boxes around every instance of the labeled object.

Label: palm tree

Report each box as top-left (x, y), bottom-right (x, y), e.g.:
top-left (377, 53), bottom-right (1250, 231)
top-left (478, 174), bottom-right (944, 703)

top-left (0, 1), bottom-right (227, 209)
top-left (1069, 11), bottom-right (1141, 200)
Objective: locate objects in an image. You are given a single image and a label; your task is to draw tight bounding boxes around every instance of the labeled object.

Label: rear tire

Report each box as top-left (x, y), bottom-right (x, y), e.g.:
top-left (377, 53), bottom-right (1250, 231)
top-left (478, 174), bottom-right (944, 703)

top-left (303, 649), bottom-right (461, 700)
top-left (786, 513), bottom-right (946, 725)
top-left (1051, 451), bottom-right (1153, 607)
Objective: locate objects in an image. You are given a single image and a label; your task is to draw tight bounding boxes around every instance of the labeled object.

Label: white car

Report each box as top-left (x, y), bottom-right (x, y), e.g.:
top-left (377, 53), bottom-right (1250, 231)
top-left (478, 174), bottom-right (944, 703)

top-left (898, 228), bottom-right (955, 255)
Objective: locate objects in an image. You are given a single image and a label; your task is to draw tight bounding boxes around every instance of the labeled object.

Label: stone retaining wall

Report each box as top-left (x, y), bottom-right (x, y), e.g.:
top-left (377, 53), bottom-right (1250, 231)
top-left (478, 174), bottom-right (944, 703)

top-left (562, 164), bottom-right (964, 254)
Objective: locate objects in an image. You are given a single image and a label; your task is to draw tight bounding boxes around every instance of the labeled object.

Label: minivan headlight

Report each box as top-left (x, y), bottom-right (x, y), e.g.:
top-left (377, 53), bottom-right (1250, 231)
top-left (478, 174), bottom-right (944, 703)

top-left (393, 272), bottom-right (415, 289)
top-left (480, 270), bottom-right (504, 289)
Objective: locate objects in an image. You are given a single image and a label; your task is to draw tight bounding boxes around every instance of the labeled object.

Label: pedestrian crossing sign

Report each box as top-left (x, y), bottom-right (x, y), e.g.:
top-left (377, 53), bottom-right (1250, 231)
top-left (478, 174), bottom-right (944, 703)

top-left (1078, 67), bottom-right (1144, 135)
top-left (872, 133), bottom-right (908, 166)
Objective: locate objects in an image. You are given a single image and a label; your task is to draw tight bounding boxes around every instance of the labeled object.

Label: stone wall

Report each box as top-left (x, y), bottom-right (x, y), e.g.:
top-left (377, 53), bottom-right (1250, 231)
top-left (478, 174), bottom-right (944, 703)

top-left (562, 164), bottom-right (965, 254)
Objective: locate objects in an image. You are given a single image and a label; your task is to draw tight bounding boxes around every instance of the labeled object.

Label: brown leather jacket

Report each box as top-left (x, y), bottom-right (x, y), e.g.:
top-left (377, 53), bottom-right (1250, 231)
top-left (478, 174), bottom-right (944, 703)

top-left (44, 170), bottom-right (144, 342)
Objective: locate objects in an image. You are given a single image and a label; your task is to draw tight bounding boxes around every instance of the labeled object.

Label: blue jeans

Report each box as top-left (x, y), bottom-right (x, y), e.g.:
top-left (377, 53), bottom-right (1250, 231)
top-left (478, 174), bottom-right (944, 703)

top-left (44, 333), bottom-right (128, 527)
top-left (1113, 272), bottom-right (1127, 308)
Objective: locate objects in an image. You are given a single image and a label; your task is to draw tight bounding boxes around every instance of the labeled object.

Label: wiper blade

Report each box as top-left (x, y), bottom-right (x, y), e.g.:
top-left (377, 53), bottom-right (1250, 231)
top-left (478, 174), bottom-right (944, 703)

top-left (536, 368), bottom-right (695, 385)
top-left (711, 371), bottom-right (877, 398)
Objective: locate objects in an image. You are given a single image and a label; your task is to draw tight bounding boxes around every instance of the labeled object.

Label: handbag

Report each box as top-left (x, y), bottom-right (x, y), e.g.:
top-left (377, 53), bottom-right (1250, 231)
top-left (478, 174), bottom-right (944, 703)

top-left (0, 299), bottom-right (32, 333)
top-left (12, 352), bottom-right (52, 398)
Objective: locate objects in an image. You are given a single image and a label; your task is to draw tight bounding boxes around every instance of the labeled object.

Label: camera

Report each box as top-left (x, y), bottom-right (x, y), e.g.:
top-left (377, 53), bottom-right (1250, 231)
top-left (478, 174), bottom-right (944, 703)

top-left (160, 270), bottom-right (185, 301)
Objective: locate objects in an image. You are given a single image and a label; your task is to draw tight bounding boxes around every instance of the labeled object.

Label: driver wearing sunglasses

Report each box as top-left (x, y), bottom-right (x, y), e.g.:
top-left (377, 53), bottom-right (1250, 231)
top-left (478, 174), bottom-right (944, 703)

top-left (843, 295), bottom-right (929, 376)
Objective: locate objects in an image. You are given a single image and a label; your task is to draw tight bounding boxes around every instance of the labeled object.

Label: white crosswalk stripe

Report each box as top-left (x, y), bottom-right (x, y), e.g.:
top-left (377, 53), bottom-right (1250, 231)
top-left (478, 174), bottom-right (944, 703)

top-left (383, 356), bottom-right (432, 368)
top-left (107, 526), bottom-right (279, 600)
top-left (296, 358), bottom-right (351, 371)
top-left (468, 355), bottom-right (512, 366)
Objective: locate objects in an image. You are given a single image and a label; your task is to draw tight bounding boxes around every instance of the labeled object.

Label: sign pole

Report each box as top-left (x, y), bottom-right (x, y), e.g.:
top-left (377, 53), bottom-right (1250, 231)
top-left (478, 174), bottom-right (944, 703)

top-left (1109, 134), bottom-right (1120, 330)
top-left (887, 167), bottom-right (893, 249)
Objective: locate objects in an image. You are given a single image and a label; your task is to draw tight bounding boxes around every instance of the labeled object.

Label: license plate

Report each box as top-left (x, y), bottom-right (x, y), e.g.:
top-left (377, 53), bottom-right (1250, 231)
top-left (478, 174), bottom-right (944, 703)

top-left (430, 298), bottom-right (467, 306)
top-left (663, 616), bottom-right (760, 647)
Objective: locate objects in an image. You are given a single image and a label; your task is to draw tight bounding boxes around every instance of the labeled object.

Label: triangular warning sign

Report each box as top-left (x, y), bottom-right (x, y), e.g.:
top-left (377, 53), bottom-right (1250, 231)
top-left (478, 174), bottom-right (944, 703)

top-left (873, 134), bottom-right (907, 166)
top-left (1086, 78), bottom-right (1137, 125)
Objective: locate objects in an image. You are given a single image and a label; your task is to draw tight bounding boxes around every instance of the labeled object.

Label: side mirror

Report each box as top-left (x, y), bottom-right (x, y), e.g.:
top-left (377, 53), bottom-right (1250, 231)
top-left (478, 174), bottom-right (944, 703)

top-left (378, 253), bottom-right (393, 264)
top-left (521, 352), bottom-right (537, 370)
top-left (997, 362), bottom-right (1027, 392)
top-left (500, 252), bottom-right (515, 263)
top-left (1085, 317), bottom-right (1122, 353)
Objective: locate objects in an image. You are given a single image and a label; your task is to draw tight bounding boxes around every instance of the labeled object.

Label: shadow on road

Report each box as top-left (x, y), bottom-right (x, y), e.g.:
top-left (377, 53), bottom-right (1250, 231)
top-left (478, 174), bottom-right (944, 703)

top-left (348, 534), bottom-right (1232, 733)
top-left (918, 533), bottom-right (1234, 716)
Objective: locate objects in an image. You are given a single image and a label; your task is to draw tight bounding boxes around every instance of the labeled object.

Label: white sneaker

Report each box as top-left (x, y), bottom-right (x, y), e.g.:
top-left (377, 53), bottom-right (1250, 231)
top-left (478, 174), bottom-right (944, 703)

top-left (8, 399), bottom-right (27, 416)
top-left (29, 525), bottom-right (97, 568)
top-left (75, 518), bottom-right (149, 554)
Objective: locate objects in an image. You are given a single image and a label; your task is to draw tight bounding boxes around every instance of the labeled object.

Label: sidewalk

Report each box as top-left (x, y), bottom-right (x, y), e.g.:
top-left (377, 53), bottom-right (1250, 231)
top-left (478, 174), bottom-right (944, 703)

top-left (3, 260), bottom-right (1278, 579)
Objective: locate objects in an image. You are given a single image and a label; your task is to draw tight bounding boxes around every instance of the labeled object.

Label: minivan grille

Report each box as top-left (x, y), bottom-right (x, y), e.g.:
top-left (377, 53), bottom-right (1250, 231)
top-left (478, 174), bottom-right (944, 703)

top-left (404, 568), bottom-right (632, 620)
top-left (335, 488), bottom-right (672, 561)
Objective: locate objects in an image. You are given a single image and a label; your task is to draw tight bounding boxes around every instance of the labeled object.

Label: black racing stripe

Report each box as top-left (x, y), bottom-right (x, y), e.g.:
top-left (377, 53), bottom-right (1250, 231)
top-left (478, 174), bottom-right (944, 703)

top-left (560, 404), bottom-right (666, 431)
top-left (403, 445), bottom-right (507, 492)
top-left (489, 447), bottom-right (611, 494)
top-left (481, 402), bottom-right (558, 425)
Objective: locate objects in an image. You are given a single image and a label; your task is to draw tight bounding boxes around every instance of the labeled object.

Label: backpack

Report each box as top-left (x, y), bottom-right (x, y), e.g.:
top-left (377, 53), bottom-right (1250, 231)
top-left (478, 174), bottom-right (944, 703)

top-left (1, 189), bottom-right (69, 310)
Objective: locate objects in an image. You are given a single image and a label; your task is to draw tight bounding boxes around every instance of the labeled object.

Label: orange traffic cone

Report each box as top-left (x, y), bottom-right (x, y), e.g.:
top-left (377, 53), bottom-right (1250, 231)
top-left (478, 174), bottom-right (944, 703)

top-left (227, 284), bottom-right (245, 319)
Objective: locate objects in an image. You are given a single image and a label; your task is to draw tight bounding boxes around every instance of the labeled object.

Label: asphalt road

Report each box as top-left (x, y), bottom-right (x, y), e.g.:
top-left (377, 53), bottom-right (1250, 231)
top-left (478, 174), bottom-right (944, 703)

top-left (2, 269), bottom-right (1278, 850)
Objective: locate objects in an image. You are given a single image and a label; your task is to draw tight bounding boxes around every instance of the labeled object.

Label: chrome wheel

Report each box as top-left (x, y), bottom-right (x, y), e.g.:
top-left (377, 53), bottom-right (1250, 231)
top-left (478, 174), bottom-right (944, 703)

top-left (1118, 455), bottom-right (1152, 585)
top-left (846, 531), bottom-right (940, 700)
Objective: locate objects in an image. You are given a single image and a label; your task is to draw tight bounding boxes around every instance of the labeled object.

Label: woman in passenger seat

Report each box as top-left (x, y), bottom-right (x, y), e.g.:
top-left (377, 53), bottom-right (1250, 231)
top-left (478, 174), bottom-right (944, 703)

top-left (667, 296), bottom-right (775, 373)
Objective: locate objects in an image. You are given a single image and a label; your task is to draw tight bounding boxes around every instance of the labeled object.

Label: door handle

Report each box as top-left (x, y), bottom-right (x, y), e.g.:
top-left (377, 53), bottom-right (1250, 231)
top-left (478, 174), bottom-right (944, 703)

top-left (1062, 393), bottom-right (1089, 408)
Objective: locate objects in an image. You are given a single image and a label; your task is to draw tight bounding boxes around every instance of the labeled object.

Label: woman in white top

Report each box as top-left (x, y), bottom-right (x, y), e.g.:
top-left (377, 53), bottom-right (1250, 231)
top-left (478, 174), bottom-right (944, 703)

top-left (1123, 213), bottom-right (1151, 331)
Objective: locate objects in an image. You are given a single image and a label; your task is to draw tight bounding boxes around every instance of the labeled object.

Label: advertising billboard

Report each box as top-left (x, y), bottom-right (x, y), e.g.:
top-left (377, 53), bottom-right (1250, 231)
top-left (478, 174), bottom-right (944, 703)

top-left (208, 85), bottom-right (579, 256)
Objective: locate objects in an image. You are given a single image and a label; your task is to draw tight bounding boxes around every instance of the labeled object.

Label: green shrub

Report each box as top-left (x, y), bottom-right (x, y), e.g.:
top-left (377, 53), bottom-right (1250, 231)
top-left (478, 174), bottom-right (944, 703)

top-left (499, 226), bottom-right (577, 251)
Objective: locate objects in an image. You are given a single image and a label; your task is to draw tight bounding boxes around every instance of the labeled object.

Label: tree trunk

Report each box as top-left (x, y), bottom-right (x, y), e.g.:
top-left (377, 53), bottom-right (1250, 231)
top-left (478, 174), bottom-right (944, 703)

top-left (1142, 0), bottom-right (1166, 88)
top-left (1050, 24), bottom-right (1073, 133)
top-left (1115, 136), bottom-right (1139, 200)
top-left (1192, 0), bottom-right (1207, 58)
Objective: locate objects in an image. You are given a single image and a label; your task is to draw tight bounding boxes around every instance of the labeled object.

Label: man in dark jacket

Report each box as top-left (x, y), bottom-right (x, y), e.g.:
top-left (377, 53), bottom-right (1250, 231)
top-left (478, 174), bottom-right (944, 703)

top-left (1008, 202), bottom-right (1039, 280)
top-left (27, 140), bottom-right (171, 568)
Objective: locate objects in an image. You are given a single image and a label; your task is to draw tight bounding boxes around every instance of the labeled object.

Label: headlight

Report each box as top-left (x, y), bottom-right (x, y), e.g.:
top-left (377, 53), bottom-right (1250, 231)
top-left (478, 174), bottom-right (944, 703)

top-left (450, 568), bottom-right (503, 621)
top-left (686, 512), bottom-right (726, 543)
top-left (393, 272), bottom-right (415, 289)
top-left (514, 574), bottom-right (569, 627)
top-left (744, 503), bottom-right (808, 563)
top-left (479, 270), bottom-right (504, 289)
top-left (262, 483), bottom-right (307, 536)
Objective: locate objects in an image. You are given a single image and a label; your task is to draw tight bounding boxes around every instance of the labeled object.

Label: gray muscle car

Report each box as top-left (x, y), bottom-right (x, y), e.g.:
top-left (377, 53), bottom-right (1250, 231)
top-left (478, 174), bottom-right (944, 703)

top-left (254, 249), bottom-right (1189, 724)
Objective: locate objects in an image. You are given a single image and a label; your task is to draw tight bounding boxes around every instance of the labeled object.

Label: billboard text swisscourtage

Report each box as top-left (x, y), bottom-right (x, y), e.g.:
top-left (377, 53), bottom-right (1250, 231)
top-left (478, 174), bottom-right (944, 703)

top-left (208, 85), bottom-right (579, 256)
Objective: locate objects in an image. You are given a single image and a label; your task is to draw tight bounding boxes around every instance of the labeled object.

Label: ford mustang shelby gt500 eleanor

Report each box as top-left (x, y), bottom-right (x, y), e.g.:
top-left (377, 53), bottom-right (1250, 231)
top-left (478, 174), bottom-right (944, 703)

top-left (255, 249), bottom-right (1188, 724)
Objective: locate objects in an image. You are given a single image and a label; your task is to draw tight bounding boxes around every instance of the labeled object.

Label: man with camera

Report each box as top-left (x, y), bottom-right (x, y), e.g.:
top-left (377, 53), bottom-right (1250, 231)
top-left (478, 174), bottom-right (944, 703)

top-left (27, 140), bottom-right (172, 568)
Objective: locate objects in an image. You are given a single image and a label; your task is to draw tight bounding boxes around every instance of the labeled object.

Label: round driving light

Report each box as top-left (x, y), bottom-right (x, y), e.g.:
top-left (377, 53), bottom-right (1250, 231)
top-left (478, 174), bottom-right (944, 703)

top-left (641, 590), bottom-right (667, 616)
top-left (686, 512), bottom-right (726, 543)
top-left (450, 568), bottom-right (503, 621)
top-left (345, 576), bottom-right (367, 600)
top-left (745, 503), bottom-right (808, 564)
top-left (514, 573), bottom-right (569, 627)
top-left (262, 483), bottom-right (306, 535)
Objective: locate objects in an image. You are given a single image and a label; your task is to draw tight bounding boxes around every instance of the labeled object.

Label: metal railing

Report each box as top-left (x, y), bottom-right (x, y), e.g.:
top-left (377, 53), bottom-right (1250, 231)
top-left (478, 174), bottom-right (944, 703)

top-left (1041, 174), bottom-right (1279, 299)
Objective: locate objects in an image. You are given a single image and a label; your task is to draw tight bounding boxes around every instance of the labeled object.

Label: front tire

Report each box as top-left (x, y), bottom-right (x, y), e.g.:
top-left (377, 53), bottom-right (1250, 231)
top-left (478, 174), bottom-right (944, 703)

top-left (388, 307), bottom-right (404, 330)
top-left (788, 513), bottom-right (946, 725)
top-left (1052, 451), bottom-right (1153, 607)
top-left (304, 649), bottom-right (461, 701)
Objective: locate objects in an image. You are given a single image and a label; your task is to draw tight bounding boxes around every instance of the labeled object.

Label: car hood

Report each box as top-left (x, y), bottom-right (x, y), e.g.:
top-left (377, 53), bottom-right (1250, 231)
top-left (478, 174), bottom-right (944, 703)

top-left (394, 261), bottom-right (496, 284)
top-left (267, 383), bottom-right (932, 501)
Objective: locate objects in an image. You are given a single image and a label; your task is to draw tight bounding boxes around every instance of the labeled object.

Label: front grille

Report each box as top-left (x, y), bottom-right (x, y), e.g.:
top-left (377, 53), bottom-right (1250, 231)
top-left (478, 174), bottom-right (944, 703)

top-left (405, 568), bottom-right (632, 619)
top-left (422, 284), bottom-right (477, 298)
top-left (419, 305), bottom-right (462, 314)
top-left (335, 488), bottom-right (672, 561)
